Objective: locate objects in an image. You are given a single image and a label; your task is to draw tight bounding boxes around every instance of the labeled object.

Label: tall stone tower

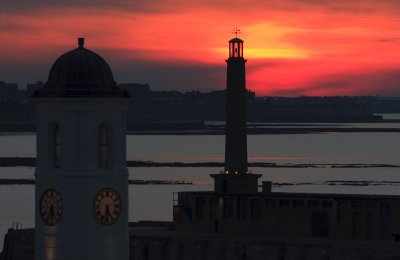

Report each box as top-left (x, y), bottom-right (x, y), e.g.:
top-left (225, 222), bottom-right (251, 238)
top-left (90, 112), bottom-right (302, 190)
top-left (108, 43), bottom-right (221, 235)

top-left (33, 38), bottom-right (130, 260)
top-left (225, 37), bottom-right (247, 175)
top-left (211, 36), bottom-right (261, 194)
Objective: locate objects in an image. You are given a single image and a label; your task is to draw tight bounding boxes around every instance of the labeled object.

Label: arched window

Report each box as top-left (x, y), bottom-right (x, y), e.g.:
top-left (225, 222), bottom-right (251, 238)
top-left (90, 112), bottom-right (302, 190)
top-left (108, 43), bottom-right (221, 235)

top-left (98, 123), bottom-right (112, 168)
top-left (50, 123), bottom-right (61, 168)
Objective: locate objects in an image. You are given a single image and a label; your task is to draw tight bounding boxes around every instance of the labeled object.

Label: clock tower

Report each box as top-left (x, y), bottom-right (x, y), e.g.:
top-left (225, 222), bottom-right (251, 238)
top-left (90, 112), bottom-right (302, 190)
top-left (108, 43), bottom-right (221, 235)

top-left (33, 38), bottom-right (130, 260)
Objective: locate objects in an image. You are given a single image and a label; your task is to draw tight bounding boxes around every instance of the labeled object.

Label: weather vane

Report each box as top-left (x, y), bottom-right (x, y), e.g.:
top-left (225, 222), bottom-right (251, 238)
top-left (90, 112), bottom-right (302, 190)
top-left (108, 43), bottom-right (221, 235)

top-left (232, 27), bottom-right (241, 38)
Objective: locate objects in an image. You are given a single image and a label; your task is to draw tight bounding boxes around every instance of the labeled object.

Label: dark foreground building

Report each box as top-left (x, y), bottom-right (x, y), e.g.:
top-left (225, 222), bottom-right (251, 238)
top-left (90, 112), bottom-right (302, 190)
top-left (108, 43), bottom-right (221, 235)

top-left (171, 37), bottom-right (400, 258)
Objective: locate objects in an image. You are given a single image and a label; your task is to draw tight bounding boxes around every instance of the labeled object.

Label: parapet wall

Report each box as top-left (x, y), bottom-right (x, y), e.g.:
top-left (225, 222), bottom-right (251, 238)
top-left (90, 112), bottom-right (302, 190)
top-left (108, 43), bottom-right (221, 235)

top-left (2, 225), bottom-right (400, 260)
top-left (131, 229), bottom-right (400, 260)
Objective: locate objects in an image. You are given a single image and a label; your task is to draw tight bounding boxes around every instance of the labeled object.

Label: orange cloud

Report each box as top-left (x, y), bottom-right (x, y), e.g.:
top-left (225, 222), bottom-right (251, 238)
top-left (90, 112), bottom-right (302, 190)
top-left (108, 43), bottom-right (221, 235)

top-left (0, 1), bottom-right (399, 96)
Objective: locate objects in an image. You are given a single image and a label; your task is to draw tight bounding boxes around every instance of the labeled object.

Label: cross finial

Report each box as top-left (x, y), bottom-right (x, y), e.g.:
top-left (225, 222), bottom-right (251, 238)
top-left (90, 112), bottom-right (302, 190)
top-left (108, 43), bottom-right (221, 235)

top-left (232, 27), bottom-right (241, 38)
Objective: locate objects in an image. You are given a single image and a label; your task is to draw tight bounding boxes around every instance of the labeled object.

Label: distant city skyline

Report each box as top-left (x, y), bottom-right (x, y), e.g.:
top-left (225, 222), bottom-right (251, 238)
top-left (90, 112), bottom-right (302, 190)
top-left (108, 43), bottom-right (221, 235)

top-left (1, 0), bottom-right (399, 96)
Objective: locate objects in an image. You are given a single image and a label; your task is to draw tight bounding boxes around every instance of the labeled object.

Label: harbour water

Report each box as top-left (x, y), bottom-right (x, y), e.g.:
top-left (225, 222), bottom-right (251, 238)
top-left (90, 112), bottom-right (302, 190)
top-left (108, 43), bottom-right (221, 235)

top-left (1, 117), bottom-right (400, 249)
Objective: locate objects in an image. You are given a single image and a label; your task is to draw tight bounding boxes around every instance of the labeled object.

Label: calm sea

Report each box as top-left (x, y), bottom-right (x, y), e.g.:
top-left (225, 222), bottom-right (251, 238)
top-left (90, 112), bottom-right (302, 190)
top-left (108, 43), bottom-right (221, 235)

top-left (1, 116), bottom-right (400, 249)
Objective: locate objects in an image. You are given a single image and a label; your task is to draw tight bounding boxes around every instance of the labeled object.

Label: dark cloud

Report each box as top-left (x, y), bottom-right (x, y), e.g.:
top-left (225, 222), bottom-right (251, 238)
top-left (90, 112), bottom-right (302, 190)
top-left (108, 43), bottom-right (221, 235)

top-left (111, 60), bottom-right (226, 92)
top-left (0, 0), bottom-right (192, 14)
top-left (0, 22), bottom-right (25, 33)
top-left (199, 0), bottom-right (400, 16)
top-left (256, 68), bottom-right (400, 96)
top-left (3, 48), bottom-right (399, 96)
top-left (2, 0), bottom-right (400, 15)
top-left (1, 0), bottom-right (399, 96)
top-left (298, 69), bottom-right (400, 96)
top-left (0, 47), bottom-right (226, 92)
top-left (96, 48), bottom-right (225, 91)
top-left (378, 38), bottom-right (400, 42)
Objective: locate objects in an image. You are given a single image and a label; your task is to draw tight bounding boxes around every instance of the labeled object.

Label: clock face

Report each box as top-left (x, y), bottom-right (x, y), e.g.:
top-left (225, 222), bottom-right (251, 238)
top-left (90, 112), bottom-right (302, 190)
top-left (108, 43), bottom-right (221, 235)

top-left (40, 188), bottom-right (63, 226)
top-left (94, 188), bottom-right (121, 226)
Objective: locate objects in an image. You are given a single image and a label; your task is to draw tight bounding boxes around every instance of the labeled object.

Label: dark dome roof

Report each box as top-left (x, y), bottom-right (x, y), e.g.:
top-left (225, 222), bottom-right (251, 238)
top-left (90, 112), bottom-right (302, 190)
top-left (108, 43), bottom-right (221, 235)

top-left (229, 37), bottom-right (244, 43)
top-left (33, 38), bottom-right (129, 98)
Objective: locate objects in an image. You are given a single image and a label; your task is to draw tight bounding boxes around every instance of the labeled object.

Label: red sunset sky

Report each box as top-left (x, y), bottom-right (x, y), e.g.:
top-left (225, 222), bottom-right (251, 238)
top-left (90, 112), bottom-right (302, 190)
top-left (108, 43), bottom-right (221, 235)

top-left (0, 0), bottom-right (399, 96)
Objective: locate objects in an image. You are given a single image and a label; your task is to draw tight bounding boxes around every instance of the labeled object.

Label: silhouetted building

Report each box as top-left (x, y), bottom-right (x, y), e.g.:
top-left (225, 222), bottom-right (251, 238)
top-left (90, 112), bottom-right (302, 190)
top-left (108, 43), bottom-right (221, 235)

top-left (0, 81), bottom-right (385, 125)
top-left (119, 83), bottom-right (150, 106)
top-left (224, 37), bottom-right (248, 175)
top-left (32, 38), bottom-right (130, 260)
top-left (26, 81), bottom-right (44, 97)
top-left (173, 37), bottom-right (400, 244)
top-left (0, 81), bottom-right (20, 103)
top-left (210, 37), bottom-right (261, 197)
top-left (251, 96), bottom-right (382, 122)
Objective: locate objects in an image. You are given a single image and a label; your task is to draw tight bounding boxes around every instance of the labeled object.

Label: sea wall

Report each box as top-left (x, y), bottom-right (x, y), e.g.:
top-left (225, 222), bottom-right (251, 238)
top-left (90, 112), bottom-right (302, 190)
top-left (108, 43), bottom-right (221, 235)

top-left (130, 229), bottom-right (400, 260)
top-left (3, 224), bottom-right (400, 260)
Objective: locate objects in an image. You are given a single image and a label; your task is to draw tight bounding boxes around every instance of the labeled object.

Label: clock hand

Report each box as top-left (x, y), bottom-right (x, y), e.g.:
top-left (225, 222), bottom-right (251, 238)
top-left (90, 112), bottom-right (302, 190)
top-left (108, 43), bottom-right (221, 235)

top-left (48, 206), bottom-right (54, 221)
top-left (105, 205), bottom-right (111, 217)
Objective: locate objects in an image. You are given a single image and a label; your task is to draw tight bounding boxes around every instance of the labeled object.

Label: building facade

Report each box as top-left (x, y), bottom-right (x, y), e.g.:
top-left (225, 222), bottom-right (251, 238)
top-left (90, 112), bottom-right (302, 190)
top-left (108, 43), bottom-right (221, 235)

top-left (33, 38), bottom-right (130, 260)
top-left (174, 187), bottom-right (400, 240)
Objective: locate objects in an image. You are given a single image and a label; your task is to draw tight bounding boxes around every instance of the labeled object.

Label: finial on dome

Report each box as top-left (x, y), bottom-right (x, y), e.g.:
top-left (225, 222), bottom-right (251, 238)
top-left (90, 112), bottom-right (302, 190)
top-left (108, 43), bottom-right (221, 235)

top-left (78, 37), bottom-right (84, 48)
top-left (232, 27), bottom-right (241, 38)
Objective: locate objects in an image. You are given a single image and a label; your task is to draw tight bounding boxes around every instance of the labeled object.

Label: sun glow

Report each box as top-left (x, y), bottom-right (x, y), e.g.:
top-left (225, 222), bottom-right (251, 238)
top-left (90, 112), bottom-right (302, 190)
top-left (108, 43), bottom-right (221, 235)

top-left (213, 47), bottom-right (310, 59)
top-left (246, 48), bottom-right (310, 59)
top-left (1, 1), bottom-right (400, 96)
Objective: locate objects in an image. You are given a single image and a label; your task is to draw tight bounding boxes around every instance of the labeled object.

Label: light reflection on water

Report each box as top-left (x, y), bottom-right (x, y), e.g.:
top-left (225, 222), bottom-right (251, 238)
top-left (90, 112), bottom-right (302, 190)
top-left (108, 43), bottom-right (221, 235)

top-left (4, 166), bottom-right (400, 185)
top-left (1, 129), bottom-right (400, 249)
top-left (130, 167), bottom-right (400, 185)
top-left (376, 113), bottom-right (400, 120)
top-left (2, 175), bottom-right (400, 249)
top-left (2, 165), bottom-right (400, 249)
top-left (0, 134), bottom-right (36, 157)
top-left (127, 133), bottom-right (400, 164)
top-left (1, 132), bottom-right (400, 164)
top-left (248, 122), bottom-right (400, 129)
